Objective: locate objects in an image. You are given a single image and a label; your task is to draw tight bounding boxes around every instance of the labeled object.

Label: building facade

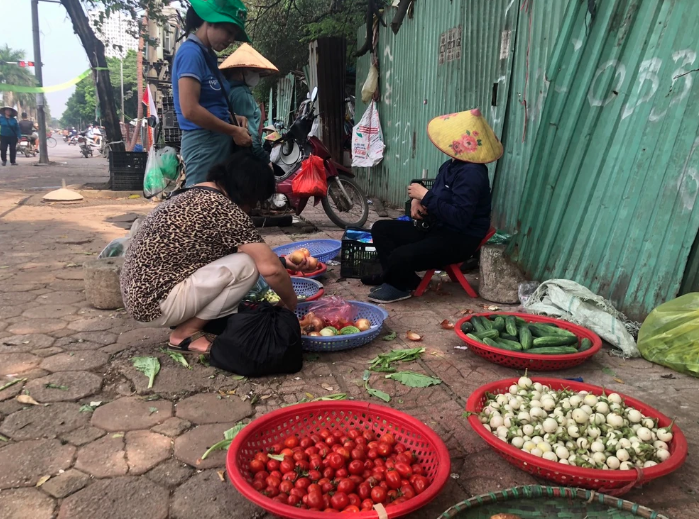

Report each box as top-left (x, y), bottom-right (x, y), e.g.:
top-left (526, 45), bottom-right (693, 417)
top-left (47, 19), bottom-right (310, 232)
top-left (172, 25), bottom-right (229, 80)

top-left (88, 10), bottom-right (139, 59)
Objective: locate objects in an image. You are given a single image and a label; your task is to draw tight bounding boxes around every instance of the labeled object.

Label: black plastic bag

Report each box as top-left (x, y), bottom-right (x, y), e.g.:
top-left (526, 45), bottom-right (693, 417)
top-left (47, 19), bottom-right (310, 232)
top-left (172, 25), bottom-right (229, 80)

top-left (209, 302), bottom-right (303, 377)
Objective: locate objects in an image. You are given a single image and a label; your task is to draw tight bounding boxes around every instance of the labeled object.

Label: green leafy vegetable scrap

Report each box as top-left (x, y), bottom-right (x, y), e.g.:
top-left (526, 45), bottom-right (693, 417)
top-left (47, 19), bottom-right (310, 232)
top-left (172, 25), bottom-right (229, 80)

top-left (132, 357), bottom-right (160, 389)
top-left (201, 422), bottom-right (246, 460)
top-left (369, 347), bottom-right (425, 372)
top-left (384, 371), bottom-right (442, 388)
top-left (363, 370), bottom-right (390, 402)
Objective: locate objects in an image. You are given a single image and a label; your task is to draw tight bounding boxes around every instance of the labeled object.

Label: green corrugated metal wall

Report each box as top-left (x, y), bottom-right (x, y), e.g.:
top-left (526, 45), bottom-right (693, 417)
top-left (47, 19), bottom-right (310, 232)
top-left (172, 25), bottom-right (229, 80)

top-left (510, 0), bottom-right (699, 321)
top-left (491, 0), bottom-right (568, 231)
top-left (355, 0), bottom-right (518, 206)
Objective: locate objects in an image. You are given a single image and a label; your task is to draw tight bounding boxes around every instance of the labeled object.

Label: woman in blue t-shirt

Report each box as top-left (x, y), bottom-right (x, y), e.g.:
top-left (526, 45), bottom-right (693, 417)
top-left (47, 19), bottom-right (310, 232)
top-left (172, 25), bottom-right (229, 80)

top-left (173, 0), bottom-right (253, 186)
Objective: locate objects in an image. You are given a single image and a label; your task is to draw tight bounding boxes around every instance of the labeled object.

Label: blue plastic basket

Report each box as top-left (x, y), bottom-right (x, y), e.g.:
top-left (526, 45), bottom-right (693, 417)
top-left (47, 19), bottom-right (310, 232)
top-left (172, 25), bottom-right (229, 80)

top-left (295, 300), bottom-right (389, 352)
top-left (291, 277), bottom-right (324, 302)
top-left (273, 239), bottom-right (342, 264)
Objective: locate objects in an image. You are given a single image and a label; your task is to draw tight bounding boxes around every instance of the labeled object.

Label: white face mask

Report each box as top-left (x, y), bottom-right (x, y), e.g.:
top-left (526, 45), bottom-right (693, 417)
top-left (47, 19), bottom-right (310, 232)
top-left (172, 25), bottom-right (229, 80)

top-left (243, 70), bottom-right (261, 87)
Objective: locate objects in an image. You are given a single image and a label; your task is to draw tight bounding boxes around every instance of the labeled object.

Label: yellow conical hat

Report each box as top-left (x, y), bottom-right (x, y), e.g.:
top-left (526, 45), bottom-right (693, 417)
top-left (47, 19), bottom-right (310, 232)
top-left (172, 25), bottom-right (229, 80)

top-left (219, 43), bottom-right (279, 76)
top-left (427, 108), bottom-right (503, 163)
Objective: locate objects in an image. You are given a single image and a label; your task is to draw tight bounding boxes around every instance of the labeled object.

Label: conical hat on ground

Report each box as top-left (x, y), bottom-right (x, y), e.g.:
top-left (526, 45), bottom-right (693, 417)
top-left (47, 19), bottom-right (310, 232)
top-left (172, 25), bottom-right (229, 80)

top-left (427, 108), bottom-right (503, 163)
top-left (219, 43), bottom-right (279, 75)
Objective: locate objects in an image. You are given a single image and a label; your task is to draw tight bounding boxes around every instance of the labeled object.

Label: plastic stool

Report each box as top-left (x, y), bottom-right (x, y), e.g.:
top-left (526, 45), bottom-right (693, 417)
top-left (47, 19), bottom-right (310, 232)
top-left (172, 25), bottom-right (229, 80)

top-left (413, 227), bottom-right (496, 297)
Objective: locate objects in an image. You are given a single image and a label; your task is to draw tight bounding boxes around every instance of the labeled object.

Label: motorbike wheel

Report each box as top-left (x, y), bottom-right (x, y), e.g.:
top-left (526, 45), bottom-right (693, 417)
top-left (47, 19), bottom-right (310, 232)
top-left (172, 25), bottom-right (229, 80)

top-left (321, 175), bottom-right (369, 229)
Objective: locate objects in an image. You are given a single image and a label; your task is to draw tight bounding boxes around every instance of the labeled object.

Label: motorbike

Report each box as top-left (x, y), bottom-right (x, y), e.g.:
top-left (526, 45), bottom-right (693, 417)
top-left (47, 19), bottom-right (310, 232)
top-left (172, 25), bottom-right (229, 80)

top-left (262, 87), bottom-right (369, 229)
top-left (77, 131), bottom-right (106, 158)
top-left (17, 136), bottom-right (36, 158)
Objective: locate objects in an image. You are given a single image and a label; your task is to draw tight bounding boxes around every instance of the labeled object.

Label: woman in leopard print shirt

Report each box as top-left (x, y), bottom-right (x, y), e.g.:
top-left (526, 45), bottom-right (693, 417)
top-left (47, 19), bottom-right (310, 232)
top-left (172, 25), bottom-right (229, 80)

top-left (121, 152), bottom-right (311, 354)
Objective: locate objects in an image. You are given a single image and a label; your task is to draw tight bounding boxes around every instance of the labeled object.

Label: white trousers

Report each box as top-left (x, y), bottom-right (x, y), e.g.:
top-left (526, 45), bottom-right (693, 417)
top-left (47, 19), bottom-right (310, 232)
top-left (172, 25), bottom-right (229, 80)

top-left (158, 253), bottom-right (258, 327)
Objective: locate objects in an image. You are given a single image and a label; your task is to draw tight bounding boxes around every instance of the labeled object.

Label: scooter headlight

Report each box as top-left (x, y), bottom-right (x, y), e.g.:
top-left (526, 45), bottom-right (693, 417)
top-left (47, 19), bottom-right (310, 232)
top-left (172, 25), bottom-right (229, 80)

top-left (271, 193), bottom-right (287, 208)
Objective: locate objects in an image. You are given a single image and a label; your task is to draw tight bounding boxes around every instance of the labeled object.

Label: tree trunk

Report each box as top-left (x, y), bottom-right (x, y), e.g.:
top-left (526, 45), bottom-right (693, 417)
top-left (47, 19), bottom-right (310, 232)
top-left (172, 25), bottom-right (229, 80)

top-left (60, 0), bottom-right (125, 152)
top-left (129, 19), bottom-right (145, 151)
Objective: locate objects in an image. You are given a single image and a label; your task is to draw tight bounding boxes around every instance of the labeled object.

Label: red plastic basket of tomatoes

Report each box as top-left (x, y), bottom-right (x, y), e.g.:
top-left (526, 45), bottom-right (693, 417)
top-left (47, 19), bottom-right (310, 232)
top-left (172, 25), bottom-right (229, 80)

top-left (227, 401), bottom-right (451, 518)
top-left (455, 312), bottom-right (601, 371)
top-left (465, 377), bottom-right (688, 493)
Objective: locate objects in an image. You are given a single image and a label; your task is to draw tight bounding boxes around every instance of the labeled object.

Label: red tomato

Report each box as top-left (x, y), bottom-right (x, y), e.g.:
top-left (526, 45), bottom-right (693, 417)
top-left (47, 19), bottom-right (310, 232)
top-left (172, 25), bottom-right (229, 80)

top-left (269, 470), bottom-right (282, 480)
top-left (363, 430), bottom-right (376, 442)
top-left (279, 480), bottom-right (294, 494)
top-left (307, 483), bottom-right (321, 495)
top-left (348, 429), bottom-right (361, 440)
top-left (287, 494), bottom-right (301, 506)
top-left (400, 483), bottom-right (416, 499)
top-left (264, 485), bottom-right (279, 497)
top-left (385, 470), bottom-right (402, 490)
top-left (413, 475), bottom-right (429, 494)
top-left (252, 479), bottom-right (265, 491)
top-left (327, 452), bottom-right (344, 470)
top-left (362, 470), bottom-right (372, 479)
top-left (273, 494), bottom-right (288, 504)
top-left (348, 460), bottom-right (364, 475)
top-left (290, 488), bottom-right (305, 499)
top-left (343, 440), bottom-right (357, 451)
top-left (363, 460), bottom-right (374, 470)
top-left (270, 443), bottom-right (283, 454)
top-left (321, 481), bottom-right (334, 494)
top-left (280, 448), bottom-right (294, 457)
top-left (371, 486), bottom-right (387, 504)
top-left (357, 483), bottom-right (370, 500)
top-left (355, 436), bottom-right (368, 446)
top-left (348, 493), bottom-right (361, 507)
top-left (254, 452), bottom-right (269, 463)
top-left (295, 477), bottom-right (311, 491)
top-left (330, 492), bottom-right (350, 511)
top-left (371, 470), bottom-right (385, 482)
top-left (292, 451), bottom-right (307, 462)
top-left (393, 497), bottom-right (407, 506)
top-left (380, 433), bottom-right (395, 446)
top-left (337, 478), bottom-right (355, 494)
top-left (333, 430), bottom-right (344, 439)
top-left (295, 460), bottom-right (310, 471)
top-left (299, 436), bottom-right (313, 448)
top-left (266, 475), bottom-right (281, 488)
top-left (349, 475), bottom-right (364, 486)
top-left (335, 468), bottom-right (349, 479)
top-left (377, 442), bottom-right (393, 457)
top-left (373, 458), bottom-right (385, 468)
top-left (309, 456), bottom-right (323, 470)
top-left (254, 470), bottom-right (269, 481)
top-left (284, 436), bottom-right (299, 449)
top-left (279, 459), bottom-right (295, 474)
top-left (367, 441), bottom-right (379, 450)
top-left (317, 478), bottom-right (331, 486)
top-left (322, 494), bottom-right (331, 510)
top-left (342, 505), bottom-right (360, 513)
top-left (367, 448), bottom-right (379, 460)
top-left (411, 464), bottom-right (424, 476)
top-left (385, 459), bottom-right (395, 470)
top-left (387, 489), bottom-right (399, 502)
top-left (306, 491), bottom-right (324, 509)
top-left (249, 459), bottom-right (265, 473)
top-left (282, 472), bottom-right (297, 483)
top-left (350, 448), bottom-right (366, 461)
top-left (308, 470), bottom-right (322, 482)
top-left (305, 446), bottom-right (319, 457)
top-left (322, 467), bottom-right (335, 479)
top-left (319, 428), bottom-right (331, 439)
top-left (325, 435), bottom-right (338, 446)
top-left (361, 498), bottom-right (374, 510)
top-left (395, 462), bottom-right (412, 478)
top-left (394, 443), bottom-right (406, 454)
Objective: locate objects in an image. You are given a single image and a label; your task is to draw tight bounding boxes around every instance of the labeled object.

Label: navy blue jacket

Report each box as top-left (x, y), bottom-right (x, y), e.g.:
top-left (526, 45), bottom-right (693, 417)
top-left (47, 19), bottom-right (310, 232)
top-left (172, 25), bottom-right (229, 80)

top-left (420, 159), bottom-right (491, 239)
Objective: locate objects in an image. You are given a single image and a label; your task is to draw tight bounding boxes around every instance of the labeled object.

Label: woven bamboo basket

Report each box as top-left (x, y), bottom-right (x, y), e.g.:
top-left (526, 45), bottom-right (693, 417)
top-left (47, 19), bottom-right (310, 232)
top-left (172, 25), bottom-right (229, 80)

top-left (437, 486), bottom-right (669, 519)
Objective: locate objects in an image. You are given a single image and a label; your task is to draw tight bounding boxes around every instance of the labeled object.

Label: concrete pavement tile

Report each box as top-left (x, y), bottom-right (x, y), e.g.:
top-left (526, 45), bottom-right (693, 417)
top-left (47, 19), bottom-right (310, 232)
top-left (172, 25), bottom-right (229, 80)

top-left (151, 417), bottom-right (192, 437)
top-left (125, 430), bottom-right (172, 475)
top-left (39, 350), bottom-right (108, 372)
top-left (0, 305), bottom-right (25, 319)
top-left (0, 402), bottom-right (89, 440)
top-left (40, 469), bottom-right (90, 499)
top-left (24, 371), bottom-right (102, 402)
top-left (0, 352), bottom-right (41, 375)
top-left (62, 330), bottom-right (119, 345)
top-left (7, 319), bottom-right (67, 335)
top-left (35, 291), bottom-right (84, 305)
top-left (0, 439), bottom-right (75, 488)
top-left (116, 327), bottom-right (169, 346)
top-left (68, 317), bottom-right (123, 332)
top-left (32, 346), bottom-right (64, 357)
top-left (22, 304), bottom-right (78, 319)
top-left (145, 458), bottom-right (193, 489)
top-left (60, 425), bottom-right (106, 446)
top-left (74, 433), bottom-right (128, 477)
top-left (174, 422), bottom-right (237, 469)
top-left (119, 362), bottom-right (219, 395)
top-left (57, 476), bottom-right (169, 519)
top-left (175, 393), bottom-right (254, 424)
top-left (0, 376), bottom-right (25, 401)
top-left (91, 396), bottom-right (173, 432)
top-left (0, 293), bottom-right (37, 305)
top-left (0, 488), bottom-right (55, 519)
top-left (170, 470), bottom-right (265, 519)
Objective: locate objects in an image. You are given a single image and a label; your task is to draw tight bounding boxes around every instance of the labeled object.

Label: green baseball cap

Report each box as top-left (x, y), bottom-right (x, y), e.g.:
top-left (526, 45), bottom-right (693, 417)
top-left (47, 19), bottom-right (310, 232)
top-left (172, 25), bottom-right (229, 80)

top-left (190, 0), bottom-right (250, 42)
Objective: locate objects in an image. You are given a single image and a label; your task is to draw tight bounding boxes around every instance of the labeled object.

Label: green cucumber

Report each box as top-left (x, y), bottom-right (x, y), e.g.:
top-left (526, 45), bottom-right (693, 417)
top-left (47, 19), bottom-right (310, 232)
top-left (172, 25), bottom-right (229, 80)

top-left (501, 333), bottom-right (519, 342)
top-left (460, 321), bottom-right (474, 334)
top-left (518, 326), bottom-right (533, 350)
top-left (482, 337), bottom-right (501, 348)
top-left (484, 338), bottom-right (521, 351)
top-left (514, 316), bottom-right (528, 325)
top-left (533, 335), bottom-right (578, 347)
top-left (466, 333), bottom-right (483, 343)
top-left (492, 316), bottom-right (505, 332)
top-left (495, 338), bottom-right (523, 351)
top-left (528, 346), bottom-right (579, 355)
top-left (481, 317), bottom-right (494, 331)
top-left (471, 317), bottom-right (486, 334)
top-left (474, 329), bottom-right (500, 340)
top-left (579, 338), bottom-right (593, 352)
top-left (529, 323), bottom-right (576, 338)
top-left (505, 316), bottom-right (518, 336)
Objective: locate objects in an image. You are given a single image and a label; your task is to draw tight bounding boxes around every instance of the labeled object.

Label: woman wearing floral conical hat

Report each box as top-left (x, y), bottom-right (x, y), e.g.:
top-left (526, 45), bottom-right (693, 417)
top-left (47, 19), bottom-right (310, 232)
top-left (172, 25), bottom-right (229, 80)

top-left (365, 108), bottom-right (502, 304)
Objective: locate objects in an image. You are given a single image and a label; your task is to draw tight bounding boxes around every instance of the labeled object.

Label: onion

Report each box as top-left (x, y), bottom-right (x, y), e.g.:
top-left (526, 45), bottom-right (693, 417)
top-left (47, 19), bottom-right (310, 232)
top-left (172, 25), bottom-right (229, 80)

top-left (406, 331), bottom-right (422, 341)
top-left (310, 317), bottom-right (325, 331)
top-left (355, 319), bottom-right (371, 331)
top-left (308, 331), bottom-right (321, 337)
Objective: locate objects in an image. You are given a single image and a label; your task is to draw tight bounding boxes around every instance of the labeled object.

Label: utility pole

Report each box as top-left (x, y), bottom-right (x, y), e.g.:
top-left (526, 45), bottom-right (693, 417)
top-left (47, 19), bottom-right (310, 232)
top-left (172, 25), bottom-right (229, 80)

top-left (120, 58), bottom-right (125, 123)
top-left (31, 0), bottom-right (49, 164)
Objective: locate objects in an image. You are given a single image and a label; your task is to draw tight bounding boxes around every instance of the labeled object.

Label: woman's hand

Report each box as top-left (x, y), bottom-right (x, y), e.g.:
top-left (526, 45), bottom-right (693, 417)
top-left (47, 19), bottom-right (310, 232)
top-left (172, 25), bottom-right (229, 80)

top-left (233, 114), bottom-right (249, 129)
top-left (408, 182), bottom-right (429, 201)
top-left (285, 255), bottom-right (317, 273)
top-left (231, 125), bottom-right (252, 147)
top-left (410, 198), bottom-right (428, 219)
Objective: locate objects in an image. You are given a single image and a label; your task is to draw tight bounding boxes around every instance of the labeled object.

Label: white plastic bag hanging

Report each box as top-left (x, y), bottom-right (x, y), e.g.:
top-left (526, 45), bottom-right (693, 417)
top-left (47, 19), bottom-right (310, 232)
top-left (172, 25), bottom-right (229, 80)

top-left (352, 101), bottom-right (385, 168)
top-left (361, 64), bottom-right (379, 103)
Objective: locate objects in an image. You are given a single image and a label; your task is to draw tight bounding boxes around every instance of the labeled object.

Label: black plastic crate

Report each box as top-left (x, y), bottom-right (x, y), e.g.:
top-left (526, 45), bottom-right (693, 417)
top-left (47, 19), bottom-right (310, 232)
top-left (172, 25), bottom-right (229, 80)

top-left (109, 151), bottom-right (147, 191)
top-left (164, 127), bottom-right (182, 143)
top-left (404, 178), bottom-right (435, 216)
top-left (161, 96), bottom-right (175, 110)
top-left (340, 229), bottom-right (381, 279)
top-left (163, 110), bottom-right (178, 129)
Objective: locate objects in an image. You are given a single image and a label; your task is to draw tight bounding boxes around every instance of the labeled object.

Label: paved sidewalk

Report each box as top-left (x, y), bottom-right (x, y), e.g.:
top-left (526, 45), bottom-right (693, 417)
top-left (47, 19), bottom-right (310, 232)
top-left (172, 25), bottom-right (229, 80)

top-left (0, 156), bottom-right (697, 519)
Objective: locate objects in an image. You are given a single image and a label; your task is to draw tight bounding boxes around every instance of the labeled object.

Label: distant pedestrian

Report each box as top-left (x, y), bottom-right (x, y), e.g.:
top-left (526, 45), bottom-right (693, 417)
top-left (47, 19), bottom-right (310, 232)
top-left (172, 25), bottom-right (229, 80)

top-left (0, 106), bottom-right (20, 166)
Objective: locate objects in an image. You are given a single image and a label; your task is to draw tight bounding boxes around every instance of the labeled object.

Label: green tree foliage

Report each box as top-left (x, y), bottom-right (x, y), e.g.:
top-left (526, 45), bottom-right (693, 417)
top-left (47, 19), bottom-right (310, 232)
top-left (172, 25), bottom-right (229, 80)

top-left (61, 50), bottom-right (138, 128)
top-left (0, 45), bottom-right (38, 112)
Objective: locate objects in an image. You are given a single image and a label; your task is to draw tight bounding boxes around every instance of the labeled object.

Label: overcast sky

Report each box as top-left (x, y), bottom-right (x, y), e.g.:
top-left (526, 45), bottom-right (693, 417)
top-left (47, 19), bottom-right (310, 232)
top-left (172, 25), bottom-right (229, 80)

top-left (1, 0), bottom-right (89, 118)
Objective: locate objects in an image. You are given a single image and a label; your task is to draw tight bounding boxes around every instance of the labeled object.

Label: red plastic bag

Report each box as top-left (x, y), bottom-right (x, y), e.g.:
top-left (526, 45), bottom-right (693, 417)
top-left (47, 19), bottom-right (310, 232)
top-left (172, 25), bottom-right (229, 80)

top-left (292, 155), bottom-right (327, 197)
top-left (308, 296), bottom-right (354, 329)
